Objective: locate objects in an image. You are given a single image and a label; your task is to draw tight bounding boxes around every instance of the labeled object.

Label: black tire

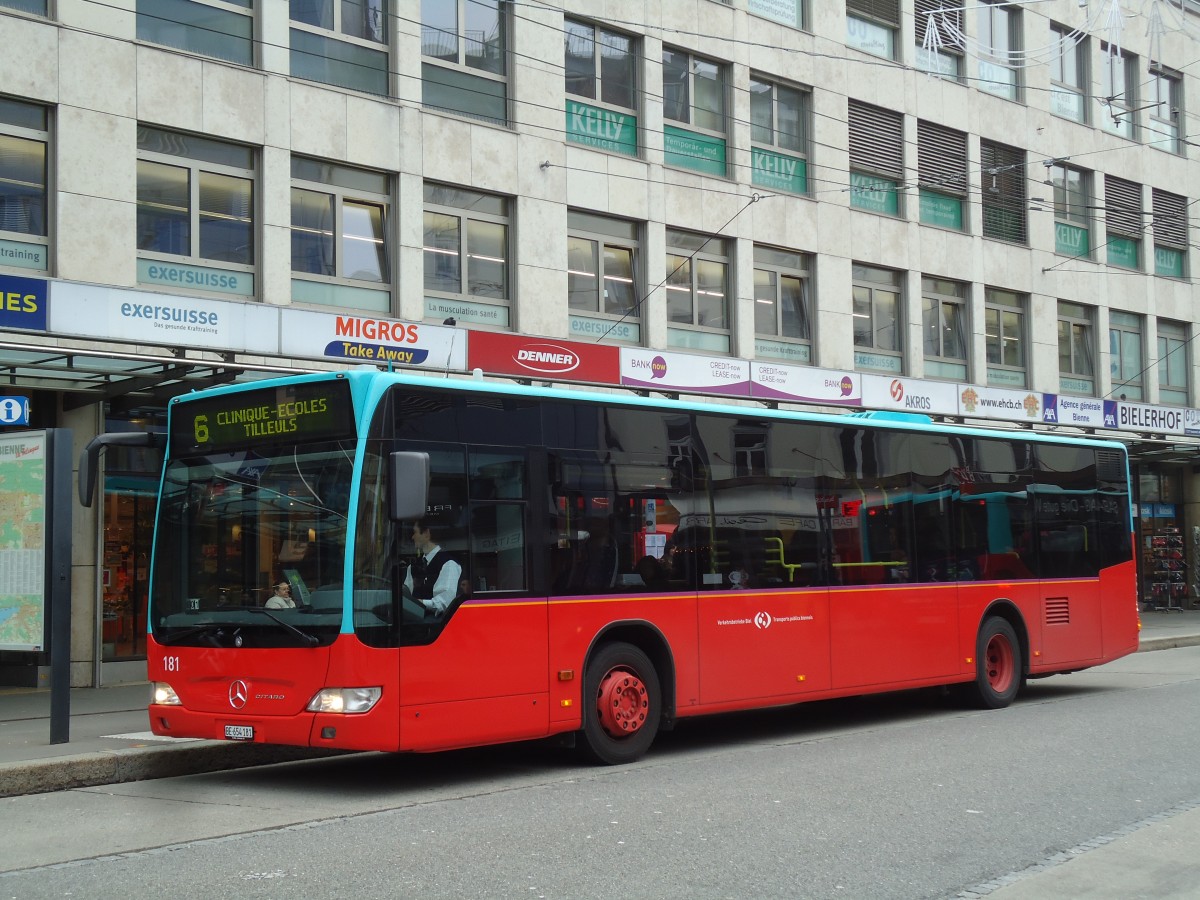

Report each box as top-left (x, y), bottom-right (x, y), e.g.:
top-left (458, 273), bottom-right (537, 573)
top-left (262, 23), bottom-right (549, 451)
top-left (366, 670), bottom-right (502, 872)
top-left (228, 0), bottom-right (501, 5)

top-left (579, 642), bottom-right (662, 765)
top-left (970, 616), bottom-right (1022, 709)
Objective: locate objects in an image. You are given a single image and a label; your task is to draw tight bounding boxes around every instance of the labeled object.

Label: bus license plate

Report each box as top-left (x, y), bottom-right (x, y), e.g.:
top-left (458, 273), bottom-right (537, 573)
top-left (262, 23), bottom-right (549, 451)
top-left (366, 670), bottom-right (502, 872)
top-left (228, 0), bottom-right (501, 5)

top-left (224, 725), bottom-right (254, 741)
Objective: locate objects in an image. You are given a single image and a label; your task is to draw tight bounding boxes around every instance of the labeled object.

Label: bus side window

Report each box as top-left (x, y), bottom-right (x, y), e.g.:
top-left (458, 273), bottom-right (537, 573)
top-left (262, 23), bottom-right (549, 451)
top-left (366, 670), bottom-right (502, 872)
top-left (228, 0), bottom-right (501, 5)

top-left (468, 449), bottom-right (528, 592)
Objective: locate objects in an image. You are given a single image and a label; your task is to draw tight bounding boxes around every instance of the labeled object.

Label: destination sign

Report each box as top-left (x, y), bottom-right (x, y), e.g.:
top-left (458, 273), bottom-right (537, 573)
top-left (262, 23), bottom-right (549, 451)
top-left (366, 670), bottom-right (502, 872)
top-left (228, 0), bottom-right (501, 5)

top-left (169, 379), bottom-right (356, 455)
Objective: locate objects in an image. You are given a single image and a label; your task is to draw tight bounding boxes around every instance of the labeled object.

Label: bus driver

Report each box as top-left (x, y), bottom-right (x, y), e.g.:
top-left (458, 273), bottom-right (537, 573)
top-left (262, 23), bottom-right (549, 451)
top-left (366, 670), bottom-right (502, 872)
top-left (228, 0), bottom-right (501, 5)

top-left (403, 521), bottom-right (462, 615)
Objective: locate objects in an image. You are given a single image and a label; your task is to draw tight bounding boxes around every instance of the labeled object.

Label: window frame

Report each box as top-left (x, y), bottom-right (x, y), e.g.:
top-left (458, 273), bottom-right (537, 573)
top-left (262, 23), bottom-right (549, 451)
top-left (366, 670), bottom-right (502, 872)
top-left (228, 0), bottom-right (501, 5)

top-left (846, 0), bottom-right (899, 60)
top-left (665, 227), bottom-right (732, 354)
top-left (749, 74), bottom-right (810, 196)
top-left (1109, 310), bottom-right (1144, 401)
top-left (921, 276), bottom-right (967, 381)
top-left (0, 96), bottom-right (50, 273)
top-left (290, 0), bottom-right (390, 95)
top-left (1146, 66), bottom-right (1183, 155)
top-left (1104, 175), bottom-right (1142, 271)
top-left (564, 18), bottom-right (637, 112)
top-left (290, 155), bottom-right (391, 312)
top-left (848, 101), bottom-right (904, 217)
top-left (978, 0), bottom-right (1022, 101)
top-left (1098, 43), bottom-right (1137, 140)
top-left (1049, 21), bottom-right (1087, 123)
top-left (851, 262), bottom-right (903, 374)
top-left (1156, 319), bottom-right (1189, 406)
top-left (1049, 162), bottom-right (1091, 258)
top-left (980, 139), bottom-right (1027, 244)
top-left (984, 287), bottom-right (1027, 388)
top-left (917, 120), bottom-right (968, 231)
top-left (914, 0), bottom-right (963, 80)
top-left (135, 126), bottom-right (257, 295)
top-left (566, 210), bottom-right (642, 344)
top-left (0, 0), bottom-right (49, 15)
top-left (138, 0), bottom-right (255, 67)
top-left (1057, 300), bottom-right (1095, 395)
top-left (1152, 188), bottom-right (1188, 279)
top-left (420, 0), bottom-right (510, 125)
top-left (753, 244), bottom-right (813, 364)
top-left (422, 182), bottom-right (512, 326)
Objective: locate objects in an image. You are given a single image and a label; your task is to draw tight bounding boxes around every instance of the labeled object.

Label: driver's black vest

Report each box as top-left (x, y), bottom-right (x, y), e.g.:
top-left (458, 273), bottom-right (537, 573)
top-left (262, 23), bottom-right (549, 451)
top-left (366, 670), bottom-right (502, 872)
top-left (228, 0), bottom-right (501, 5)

top-left (411, 551), bottom-right (453, 601)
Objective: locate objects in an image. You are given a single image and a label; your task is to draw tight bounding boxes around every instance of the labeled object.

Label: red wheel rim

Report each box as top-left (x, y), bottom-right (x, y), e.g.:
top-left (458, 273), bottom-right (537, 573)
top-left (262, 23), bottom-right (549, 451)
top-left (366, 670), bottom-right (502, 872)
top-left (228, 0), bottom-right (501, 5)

top-left (595, 667), bottom-right (649, 739)
top-left (984, 633), bottom-right (1015, 694)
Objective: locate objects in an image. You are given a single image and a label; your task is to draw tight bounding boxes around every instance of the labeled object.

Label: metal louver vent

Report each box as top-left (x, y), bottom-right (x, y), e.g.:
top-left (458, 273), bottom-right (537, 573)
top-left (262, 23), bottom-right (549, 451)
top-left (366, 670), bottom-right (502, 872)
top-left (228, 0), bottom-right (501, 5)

top-left (918, 121), bottom-right (967, 194)
top-left (849, 101), bottom-right (904, 180)
top-left (915, 0), bottom-right (963, 45)
top-left (1097, 449), bottom-right (1128, 484)
top-left (847, 0), bottom-right (901, 26)
top-left (1152, 189), bottom-right (1188, 248)
top-left (1105, 176), bottom-right (1143, 237)
top-left (1046, 597), bottom-right (1071, 625)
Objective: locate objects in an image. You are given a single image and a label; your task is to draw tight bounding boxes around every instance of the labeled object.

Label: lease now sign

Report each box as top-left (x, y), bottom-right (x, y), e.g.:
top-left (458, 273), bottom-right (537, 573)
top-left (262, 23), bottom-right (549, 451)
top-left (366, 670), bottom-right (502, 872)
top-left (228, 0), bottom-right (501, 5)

top-left (467, 332), bottom-right (619, 385)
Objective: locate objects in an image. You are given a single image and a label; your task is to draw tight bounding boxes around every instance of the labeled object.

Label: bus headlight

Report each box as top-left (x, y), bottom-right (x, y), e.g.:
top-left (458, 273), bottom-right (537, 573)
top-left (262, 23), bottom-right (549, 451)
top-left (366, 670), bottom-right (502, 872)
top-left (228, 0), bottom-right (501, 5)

top-left (306, 687), bottom-right (382, 714)
top-left (152, 682), bottom-right (181, 706)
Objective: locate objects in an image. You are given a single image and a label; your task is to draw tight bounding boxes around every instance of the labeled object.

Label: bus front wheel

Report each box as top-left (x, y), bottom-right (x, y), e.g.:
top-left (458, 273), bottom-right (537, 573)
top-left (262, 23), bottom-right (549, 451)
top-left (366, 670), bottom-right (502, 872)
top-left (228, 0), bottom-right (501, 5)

top-left (579, 642), bottom-right (662, 765)
top-left (971, 616), bottom-right (1022, 709)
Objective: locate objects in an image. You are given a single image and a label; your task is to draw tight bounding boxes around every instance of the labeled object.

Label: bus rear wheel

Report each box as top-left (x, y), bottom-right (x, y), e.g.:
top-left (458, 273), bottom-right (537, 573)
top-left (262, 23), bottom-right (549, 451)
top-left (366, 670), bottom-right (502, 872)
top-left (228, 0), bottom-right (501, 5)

top-left (579, 642), bottom-right (662, 765)
top-left (970, 616), bottom-right (1022, 709)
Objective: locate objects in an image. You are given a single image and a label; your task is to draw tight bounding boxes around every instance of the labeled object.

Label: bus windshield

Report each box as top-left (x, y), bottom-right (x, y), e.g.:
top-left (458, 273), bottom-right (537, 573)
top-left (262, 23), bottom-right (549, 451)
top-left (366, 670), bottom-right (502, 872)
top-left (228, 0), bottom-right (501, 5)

top-left (149, 438), bottom-right (356, 647)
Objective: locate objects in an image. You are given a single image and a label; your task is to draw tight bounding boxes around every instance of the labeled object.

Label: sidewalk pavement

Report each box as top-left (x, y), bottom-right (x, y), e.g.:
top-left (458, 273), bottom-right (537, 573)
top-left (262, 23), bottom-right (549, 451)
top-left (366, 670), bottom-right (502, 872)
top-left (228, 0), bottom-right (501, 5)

top-left (2, 611), bottom-right (1199, 896)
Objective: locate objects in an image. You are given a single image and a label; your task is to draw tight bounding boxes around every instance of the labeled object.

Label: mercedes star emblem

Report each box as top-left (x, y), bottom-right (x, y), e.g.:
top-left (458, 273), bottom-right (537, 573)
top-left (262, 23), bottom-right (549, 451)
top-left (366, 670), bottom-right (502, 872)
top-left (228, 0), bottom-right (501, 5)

top-left (229, 679), bottom-right (248, 709)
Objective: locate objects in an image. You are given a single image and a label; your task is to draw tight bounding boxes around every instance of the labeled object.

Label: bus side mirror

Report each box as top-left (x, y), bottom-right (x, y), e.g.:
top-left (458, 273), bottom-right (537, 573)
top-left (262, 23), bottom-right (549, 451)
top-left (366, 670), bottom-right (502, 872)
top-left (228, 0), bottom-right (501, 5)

top-left (78, 432), bottom-right (165, 507)
top-left (389, 451), bottom-right (429, 521)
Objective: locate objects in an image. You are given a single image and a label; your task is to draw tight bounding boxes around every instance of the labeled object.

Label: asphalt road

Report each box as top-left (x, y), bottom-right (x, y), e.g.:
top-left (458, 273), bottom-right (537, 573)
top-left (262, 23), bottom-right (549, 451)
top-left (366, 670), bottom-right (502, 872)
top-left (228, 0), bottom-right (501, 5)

top-left (3, 646), bottom-right (1199, 899)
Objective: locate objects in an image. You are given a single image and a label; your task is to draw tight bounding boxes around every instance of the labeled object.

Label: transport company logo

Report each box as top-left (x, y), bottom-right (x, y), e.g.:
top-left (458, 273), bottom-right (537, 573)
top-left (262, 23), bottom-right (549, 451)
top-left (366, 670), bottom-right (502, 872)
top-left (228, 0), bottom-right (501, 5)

top-left (229, 680), bottom-right (248, 709)
top-left (512, 343), bottom-right (581, 374)
top-left (754, 611), bottom-right (773, 629)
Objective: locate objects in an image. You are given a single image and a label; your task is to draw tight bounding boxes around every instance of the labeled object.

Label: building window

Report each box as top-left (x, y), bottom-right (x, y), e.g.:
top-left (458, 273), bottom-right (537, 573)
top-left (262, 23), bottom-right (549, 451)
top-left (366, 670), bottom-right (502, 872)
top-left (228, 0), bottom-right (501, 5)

top-left (662, 47), bottom-right (728, 177)
top-left (852, 263), bottom-right (902, 374)
top-left (1152, 189), bottom-right (1188, 278)
top-left (421, 0), bottom-right (509, 125)
top-left (1104, 175), bottom-right (1142, 270)
top-left (915, 0), bottom-right (963, 79)
top-left (564, 20), bottom-right (637, 156)
top-left (984, 288), bottom-right (1026, 388)
top-left (980, 139), bottom-right (1026, 244)
top-left (567, 211), bottom-right (641, 343)
top-left (0, 97), bottom-right (48, 273)
top-left (1057, 301), bottom-right (1094, 395)
top-left (922, 277), bottom-right (967, 380)
top-left (1156, 320), bottom-right (1189, 406)
top-left (848, 101), bottom-right (903, 215)
top-left (135, 126), bottom-right (255, 297)
top-left (1146, 66), bottom-right (1182, 154)
top-left (138, 0), bottom-right (254, 66)
top-left (1099, 43), bottom-right (1137, 140)
top-left (846, 0), bottom-right (898, 59)
top-left (666, 228), bottom-right (730, 354)
top-left (1049, 22), bottom-right (1086, 122)
top-left (1109, 310), bottom-right (1144, 401)
top-left (978, 0), bottom-right (1021, 100)
top-left (423, 182), bottom-right (510, 327)
top-left (754, 245), bottom-right (812, 364)
top-left (750, 75), bottom-right (809, 195)
top-left (291, 0), bottom-right (389, 94)
top-left (918, 120), bottom-right (967, 230)
top-left (1, 0), bottom-right (48, 14)
top-left (291, 157), bottom-right (390, 312)
top-left (1049, 162), bottom-right (1091, 258)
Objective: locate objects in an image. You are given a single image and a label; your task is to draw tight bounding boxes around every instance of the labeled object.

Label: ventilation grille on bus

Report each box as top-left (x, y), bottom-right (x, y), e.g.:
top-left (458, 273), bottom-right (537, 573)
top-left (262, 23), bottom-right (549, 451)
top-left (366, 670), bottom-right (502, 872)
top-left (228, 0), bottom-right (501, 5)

top-left (1045, 597), bottom-right (1071, 626)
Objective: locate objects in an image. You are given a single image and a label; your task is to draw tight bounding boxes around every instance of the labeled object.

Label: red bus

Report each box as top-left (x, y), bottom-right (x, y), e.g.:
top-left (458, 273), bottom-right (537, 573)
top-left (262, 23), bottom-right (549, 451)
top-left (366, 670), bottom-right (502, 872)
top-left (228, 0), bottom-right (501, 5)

top-left (81, 370), bottom-right (1139, 763)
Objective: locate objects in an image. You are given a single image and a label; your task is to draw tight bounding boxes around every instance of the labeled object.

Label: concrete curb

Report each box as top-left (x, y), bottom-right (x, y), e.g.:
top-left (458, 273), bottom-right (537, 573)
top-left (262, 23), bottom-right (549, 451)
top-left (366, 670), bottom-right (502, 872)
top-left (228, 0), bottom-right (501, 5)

top-left (1138, 634), bottom-right (1200, 653)
top-left (0, 742), bottom-right (347, 798)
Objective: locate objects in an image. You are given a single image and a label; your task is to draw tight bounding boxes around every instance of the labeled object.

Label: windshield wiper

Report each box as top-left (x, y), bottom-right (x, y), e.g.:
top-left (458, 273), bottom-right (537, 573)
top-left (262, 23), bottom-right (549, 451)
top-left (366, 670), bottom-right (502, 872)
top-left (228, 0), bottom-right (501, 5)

top-left (243, 607), bottom-right (320, 647)
top-left (157, 622), bottom-right (228, 646)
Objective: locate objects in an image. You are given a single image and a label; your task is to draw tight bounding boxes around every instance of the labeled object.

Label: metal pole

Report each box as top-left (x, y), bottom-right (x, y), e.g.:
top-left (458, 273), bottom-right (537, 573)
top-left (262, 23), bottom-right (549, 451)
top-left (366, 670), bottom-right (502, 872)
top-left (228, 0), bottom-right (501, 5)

top-left (49, 429), bottom-right (74, 744)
